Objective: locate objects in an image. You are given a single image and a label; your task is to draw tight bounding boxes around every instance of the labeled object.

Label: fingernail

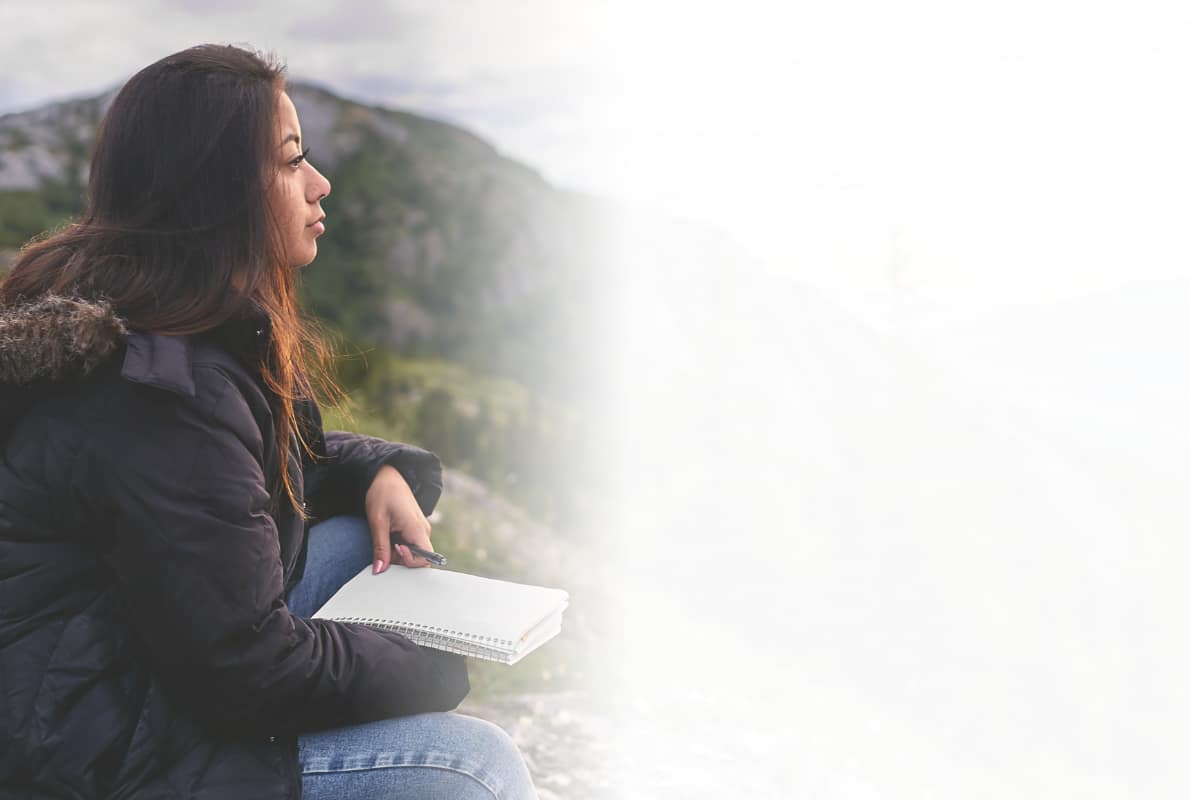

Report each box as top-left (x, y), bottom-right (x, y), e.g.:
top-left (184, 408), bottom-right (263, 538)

top-left (373, 559), bottom-right (383, 574)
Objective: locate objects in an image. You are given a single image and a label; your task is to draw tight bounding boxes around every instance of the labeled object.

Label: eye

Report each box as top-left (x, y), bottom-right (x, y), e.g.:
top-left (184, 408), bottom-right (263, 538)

top-left (290, 147), bottom-right (310, 168)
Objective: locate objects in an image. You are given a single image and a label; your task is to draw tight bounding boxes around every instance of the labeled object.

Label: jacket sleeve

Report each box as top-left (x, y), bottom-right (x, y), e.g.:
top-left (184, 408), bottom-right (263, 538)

top-left (80, 367), bottom-right (468, 737)
top-left (301, 399), bottom-right (444, 521)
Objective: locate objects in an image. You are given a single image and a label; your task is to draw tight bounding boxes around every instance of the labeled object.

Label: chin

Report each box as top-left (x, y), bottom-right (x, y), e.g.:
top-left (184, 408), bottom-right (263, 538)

top-left (293, 247), bottom-right (318, 269)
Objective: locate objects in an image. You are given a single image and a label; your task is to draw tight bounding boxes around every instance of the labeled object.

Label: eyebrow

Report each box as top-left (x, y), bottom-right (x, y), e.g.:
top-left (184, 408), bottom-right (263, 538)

top-left (280, 132), bottom-right (301, 148)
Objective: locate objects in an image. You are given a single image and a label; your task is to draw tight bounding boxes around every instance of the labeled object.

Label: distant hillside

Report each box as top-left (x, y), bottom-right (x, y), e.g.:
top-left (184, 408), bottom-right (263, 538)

top-left (0, 81), bottom-right (616, 403)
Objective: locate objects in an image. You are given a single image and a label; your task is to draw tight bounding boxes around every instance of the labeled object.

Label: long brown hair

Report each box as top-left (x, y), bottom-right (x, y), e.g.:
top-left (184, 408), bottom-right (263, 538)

top-left (0, 43), bottom-right (345, 520)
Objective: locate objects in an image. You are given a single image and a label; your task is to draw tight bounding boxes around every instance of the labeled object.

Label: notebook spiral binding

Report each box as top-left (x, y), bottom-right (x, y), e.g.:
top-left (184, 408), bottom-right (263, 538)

top-left (338, 616), bottom-right (517, 664)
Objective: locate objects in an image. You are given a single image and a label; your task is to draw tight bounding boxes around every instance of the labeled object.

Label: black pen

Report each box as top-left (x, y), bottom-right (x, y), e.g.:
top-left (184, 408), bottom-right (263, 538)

top-left (391, 535), bottom-right (447, 566)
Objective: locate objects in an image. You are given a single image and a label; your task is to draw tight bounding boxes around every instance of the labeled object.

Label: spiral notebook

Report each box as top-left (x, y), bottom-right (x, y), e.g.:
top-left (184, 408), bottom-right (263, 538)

top-left (311, 565), bottom-right (569, 665)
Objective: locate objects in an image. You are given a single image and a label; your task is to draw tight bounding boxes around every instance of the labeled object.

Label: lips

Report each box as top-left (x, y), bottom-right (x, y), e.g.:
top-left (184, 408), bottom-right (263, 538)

top-left (306, 215), bottom-right (326, 228)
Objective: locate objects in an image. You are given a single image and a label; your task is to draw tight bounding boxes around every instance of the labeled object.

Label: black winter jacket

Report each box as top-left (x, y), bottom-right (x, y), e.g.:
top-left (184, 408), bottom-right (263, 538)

top-left (0, 295), bottom-right (470, 799)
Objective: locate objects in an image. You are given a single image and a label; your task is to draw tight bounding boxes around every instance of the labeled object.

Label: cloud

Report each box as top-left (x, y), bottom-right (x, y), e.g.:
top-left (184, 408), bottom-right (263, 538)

top-left (284, 0), bottom-right (435, 44)
top-left (0, 0), bottom-right (614, 187)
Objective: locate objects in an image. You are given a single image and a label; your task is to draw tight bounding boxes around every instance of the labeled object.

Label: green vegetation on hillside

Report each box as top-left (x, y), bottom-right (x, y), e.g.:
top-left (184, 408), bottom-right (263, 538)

top-left (0, 183), bottom-right (84, 249)
top-left (323, 348), bottom-right (584, 529)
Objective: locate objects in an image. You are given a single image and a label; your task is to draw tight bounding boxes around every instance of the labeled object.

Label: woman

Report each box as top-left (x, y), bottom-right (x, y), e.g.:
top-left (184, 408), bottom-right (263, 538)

top-left (0, 45), bottom-right (537, 799)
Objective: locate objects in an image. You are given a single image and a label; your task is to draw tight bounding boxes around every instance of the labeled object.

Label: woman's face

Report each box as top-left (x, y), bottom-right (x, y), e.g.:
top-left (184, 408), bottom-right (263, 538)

top-left (269, 91), bottom-right (332, 268)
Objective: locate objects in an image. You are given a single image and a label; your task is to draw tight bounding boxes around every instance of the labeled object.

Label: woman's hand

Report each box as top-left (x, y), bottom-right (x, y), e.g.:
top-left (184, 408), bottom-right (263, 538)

top-left (364, 464), bottom-right (433, 573)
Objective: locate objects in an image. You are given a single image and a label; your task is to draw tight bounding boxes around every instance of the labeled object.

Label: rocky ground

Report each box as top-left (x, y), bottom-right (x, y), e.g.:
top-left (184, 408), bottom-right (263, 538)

top-left (460, 690), bottom-right (619, 800)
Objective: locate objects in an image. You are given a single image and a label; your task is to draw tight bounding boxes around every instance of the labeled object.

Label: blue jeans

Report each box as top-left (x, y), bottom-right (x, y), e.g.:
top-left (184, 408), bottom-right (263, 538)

top-left (286, 515), bottom-right (538, 800)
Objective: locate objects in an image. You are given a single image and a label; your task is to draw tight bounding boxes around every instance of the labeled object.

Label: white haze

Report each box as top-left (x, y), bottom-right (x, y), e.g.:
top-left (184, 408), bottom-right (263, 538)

top-left (588, 6), bottom-right (1190, 794)
top-left (592, 219), bottom-right (1189, 797)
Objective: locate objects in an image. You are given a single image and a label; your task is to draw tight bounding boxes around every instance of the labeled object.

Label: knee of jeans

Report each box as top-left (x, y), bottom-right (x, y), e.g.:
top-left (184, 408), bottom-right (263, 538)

top-left (456, 716), bottom-right (531, 784)
top-left (466, 716), bottom-right (520, 760)
top-left (315, 514), bottom-right (370, 535)
top-left (314, 514), bottom-right (373, 551)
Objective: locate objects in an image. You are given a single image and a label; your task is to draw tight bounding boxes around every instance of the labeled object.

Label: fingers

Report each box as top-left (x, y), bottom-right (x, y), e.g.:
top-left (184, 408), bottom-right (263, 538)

top-left (393, 516), bottom-right (433, 569)
top-left (370, 504), bottom-right (433, 571)
top-left (392, 542), bottom-right (430, 569)
top-left (372, 531), bottom-right (392, 574)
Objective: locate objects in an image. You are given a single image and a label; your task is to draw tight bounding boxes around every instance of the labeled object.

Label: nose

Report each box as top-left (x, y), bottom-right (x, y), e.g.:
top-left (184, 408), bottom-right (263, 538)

top-left (308, 165), bottom-right (331, 202)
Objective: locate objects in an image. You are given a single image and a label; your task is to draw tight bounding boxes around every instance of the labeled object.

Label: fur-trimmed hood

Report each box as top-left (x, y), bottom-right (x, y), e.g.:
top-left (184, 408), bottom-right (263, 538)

top-left (0, 293), bottom-right (273, 395)
top-left (0, 294), bottom-right (130, 386)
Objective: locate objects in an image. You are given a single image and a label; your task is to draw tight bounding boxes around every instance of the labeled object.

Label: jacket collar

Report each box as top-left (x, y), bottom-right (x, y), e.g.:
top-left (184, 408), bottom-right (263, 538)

top-left (120, 332), bottom-right (198, 397)
top-left (0, 293), bottom-right (270, 398)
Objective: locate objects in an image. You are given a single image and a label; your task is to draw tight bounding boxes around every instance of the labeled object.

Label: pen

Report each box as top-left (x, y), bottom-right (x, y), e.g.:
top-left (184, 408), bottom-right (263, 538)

top-left (390, 535), bottom-right (447, 566)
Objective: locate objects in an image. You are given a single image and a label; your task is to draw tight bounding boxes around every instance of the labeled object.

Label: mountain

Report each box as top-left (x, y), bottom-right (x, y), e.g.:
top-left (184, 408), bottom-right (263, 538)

top-left (0, 81), bottom-right (616, 403)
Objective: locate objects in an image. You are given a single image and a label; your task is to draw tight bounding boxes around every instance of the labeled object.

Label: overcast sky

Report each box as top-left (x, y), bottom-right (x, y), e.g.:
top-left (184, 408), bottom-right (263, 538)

top-left (3, 0), bottom-right (1190, 296)
top-left (0, 0), bottom-right (614, 190)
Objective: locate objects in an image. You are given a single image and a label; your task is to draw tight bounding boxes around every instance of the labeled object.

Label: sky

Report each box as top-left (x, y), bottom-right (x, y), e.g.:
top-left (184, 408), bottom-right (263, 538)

top-left (5, 0), bottom-right (1190, 296)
